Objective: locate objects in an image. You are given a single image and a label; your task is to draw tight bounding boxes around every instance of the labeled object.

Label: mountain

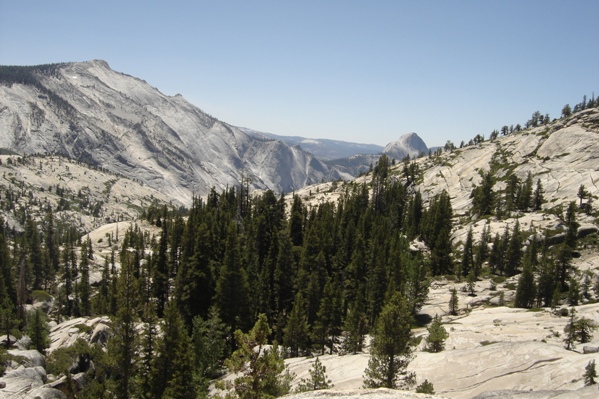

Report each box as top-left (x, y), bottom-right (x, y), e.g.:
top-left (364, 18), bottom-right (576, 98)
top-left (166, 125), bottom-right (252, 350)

top-left (0, 60), bottom-right (337, 204)
top-left (241, 127), bottom-right (384, 160)
top-left (382, 132), bottom-right (429, 160)
top-left (3, 99), bottom-right (599, 399)
top-left (242, 129), bottom-right (430, 178)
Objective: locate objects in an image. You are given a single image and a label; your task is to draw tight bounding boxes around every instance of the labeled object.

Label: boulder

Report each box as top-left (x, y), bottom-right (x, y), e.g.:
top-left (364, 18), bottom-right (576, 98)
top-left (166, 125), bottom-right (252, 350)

top-left (8, 349), bottom-right (46, 368)
top-left (90, 322), bottom-right (111, 345)
top-left (0, 334), bottom-right (17, 348)
top-left (16, 334), bottom-right (32, 350)
top-left (578, 225), bottom-right (598, 239)
top-left (582, 345), bottom-right (599, 354)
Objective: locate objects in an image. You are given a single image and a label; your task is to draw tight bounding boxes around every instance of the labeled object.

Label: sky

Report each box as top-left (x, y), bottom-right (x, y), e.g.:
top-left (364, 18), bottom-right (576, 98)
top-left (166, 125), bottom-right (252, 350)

top-left (1, 1), bottom-right (598, 147)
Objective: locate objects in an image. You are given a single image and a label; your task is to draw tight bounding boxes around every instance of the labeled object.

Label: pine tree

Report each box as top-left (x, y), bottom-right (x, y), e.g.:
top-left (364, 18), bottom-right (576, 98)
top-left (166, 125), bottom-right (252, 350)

top-left (474, 225), bottom-right (490, 276)
top-left (283, 292), bottom-right (309, 358)
top-left (136, 302), bottom-right (157, 399)
top-left (0, 297), bottom-right (17, 349)
top-left (0, 229), bottom-right (15, 307)
top-left (504, 221), bottom-right (523, 277)
top-left (222, 314), bottom-right (293, 399)
top-left (192, 306), bottom-right (230, 381)
top-left (557, 202), bottom-right (579, 291)
top-left (79, 243), bottom-right (91, 316)
top-left (155, 302), bottom-right (197, 399)
top-left (514, 262), bottom-right (536, 309)
top-left (584, 360), bottom-right (597, 386)
top-left (449, 288), bottom-right (459, 316)
top-left (470, 170), bottom-right (495, 216)
top-left (425, 315), bottom-right (449, 353)
top-left (363, 293), bottom-right (415, 389)
top-left (153, 221), bottom-right (170, 318)
top-left (108, 255), bottom-right (139, 399)
top-left (532, 179), bottom-right (545, 211)
top-left (215, 222), bottom-right (251, 337)
top-left (563, 308), bottom-right (578, 350)
top-left (312, 278), bottom-right (342, 355)
top-left (343, 292), bottom-right (368, 354)
top-left (415, 380), bottom-right (435, 394)
top-left (295, 357), bottom-right (333, 392)
top-left (460, 228), bottom-right (474, 277)
top-left (25, 308), bottom-right (49, 354)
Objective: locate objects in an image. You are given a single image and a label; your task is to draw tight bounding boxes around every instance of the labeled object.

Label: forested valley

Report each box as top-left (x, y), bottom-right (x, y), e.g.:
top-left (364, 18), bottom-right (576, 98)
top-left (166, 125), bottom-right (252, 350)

top-left (1, 97), bottom-right (599, 398)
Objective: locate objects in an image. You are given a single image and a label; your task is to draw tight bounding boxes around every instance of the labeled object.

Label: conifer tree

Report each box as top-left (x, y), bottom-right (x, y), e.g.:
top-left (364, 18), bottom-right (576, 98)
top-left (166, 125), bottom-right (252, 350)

top-left (533, 179), bottom-right (545, 211)
top-left (43, 209), bottom-right (60, 275)
top-left (0, 230), bottom-right (15, 306)
top-left (24, 216), bottom-right (44, 291)
top-left (449, 288), bottom-right (459, 316)
top-left (584, 360), bottom-right (597, 386)
top-left (415, 380), bottom-right (435, 394)
top-left (175, 221), bottom-right (214, 326)
top-left (79, 243), bottom-right (91, 316)
top-left (474, 225), bottom-right (491, 276)
top-left (295, 357), bottom-right (333, 392)
top-left (222, 314), bottom-right (293, 399)
top-left (343, 293), bottom-right (368, 354)
top-left (471, 170), bottom-right (495, 216)
top-left (557, 202), bottom-right (579, 291)
top-left (504, 221), bottom-right (523, 277)
top-left (93, 257), bottom-right (111, 315)
top-left (192, 306), bottom-right (230, 382)
top-left (363, 293), bottom-right (415, 389)
top-left (460, 228), bottom-right (474, 278)
top-left (312, 278), bottom-right (342, 355)
top-left (215, 222), bottom-right (251, 336)
top-left (0, 297), bottom-right (17, 349)
top-left (25, 308), bottom-right (49, 354)
top-left (284, 292), bottom-right (309, 358)
top-left (273, 229), bottom-right (296, 315)
top-left (136, 302), bottom-right (157, 399)
top-left (153, 301), bottom-right (197, 399)
top-left (153, 221), bottom-right (170, 318)
top-left (425, 315), bottom-right (449, 353)
top-left (514, 262), bottom-right (536, 308)
top-left (108, 255), bottom-right (139, 399)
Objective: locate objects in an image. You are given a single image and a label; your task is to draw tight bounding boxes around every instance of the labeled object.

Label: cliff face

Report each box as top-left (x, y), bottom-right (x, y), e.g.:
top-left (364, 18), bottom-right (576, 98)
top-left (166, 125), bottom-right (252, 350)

top-left (0, 60), bottom-right (333, 204)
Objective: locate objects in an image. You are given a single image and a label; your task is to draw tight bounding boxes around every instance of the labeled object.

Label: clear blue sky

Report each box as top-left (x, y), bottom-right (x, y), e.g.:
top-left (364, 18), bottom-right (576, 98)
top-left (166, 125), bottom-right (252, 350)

top-left (1, 1), bottom-right (597, 147)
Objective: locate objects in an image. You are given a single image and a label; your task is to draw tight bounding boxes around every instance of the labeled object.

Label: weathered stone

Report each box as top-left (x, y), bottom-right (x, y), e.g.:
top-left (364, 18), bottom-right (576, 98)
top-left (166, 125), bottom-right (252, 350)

top-left (8, 349), bottom-right (46, 368)
top-left (582, 345), bottom-right (599, 354)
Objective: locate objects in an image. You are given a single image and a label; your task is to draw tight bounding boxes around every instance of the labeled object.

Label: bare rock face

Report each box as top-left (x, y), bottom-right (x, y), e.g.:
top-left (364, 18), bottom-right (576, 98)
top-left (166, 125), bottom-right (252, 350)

top-left (285, 388), bottom-right (448, 399)
top-left (0, 60), bottom-right (334, 204)
top-left (471, 386), bottom-right (599, 399)
top-left (0, 366), bottom-right (47, 396)
top-left (7, 349), bottom-right (46, 368)
top-left (383, 132), bottom-right (429, 160)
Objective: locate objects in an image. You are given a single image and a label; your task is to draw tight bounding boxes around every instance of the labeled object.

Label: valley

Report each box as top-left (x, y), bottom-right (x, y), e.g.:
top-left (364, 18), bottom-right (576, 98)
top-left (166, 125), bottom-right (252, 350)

top-left (0, 61), bottom-right (599, 399)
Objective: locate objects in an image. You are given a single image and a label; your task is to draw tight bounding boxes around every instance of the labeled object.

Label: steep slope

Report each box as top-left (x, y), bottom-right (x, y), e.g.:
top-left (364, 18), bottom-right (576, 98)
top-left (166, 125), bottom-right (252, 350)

top-left (0, 60), bottom-right (333, 204)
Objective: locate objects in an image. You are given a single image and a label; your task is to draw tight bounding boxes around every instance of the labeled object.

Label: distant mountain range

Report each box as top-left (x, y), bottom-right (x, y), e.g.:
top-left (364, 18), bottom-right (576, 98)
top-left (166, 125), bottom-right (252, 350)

top-left (0, 60), bottom-right (429, 203)
top-left (242, 128), bottom-right (431, 177)
top-left (240, 128), bottom-right (385, 160)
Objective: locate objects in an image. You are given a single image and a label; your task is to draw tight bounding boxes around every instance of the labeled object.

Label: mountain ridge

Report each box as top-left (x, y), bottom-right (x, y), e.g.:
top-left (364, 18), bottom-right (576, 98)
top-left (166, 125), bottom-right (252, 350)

top-left (0, 60), bottom-right (338, 204)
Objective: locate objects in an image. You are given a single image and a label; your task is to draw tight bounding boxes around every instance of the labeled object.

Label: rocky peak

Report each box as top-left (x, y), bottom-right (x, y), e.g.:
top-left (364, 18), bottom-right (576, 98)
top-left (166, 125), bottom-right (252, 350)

top-left (383, 132), bottom-right (428, 160)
